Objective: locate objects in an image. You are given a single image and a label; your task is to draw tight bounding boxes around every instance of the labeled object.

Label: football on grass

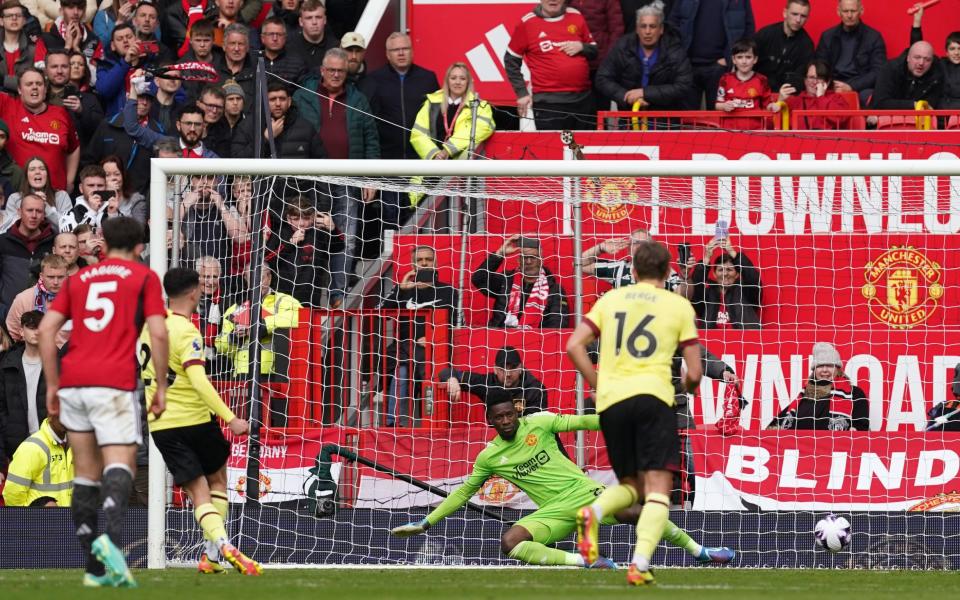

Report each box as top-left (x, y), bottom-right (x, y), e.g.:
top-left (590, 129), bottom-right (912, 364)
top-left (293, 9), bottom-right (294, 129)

top-left (815, 514), bottom-right (852, 552)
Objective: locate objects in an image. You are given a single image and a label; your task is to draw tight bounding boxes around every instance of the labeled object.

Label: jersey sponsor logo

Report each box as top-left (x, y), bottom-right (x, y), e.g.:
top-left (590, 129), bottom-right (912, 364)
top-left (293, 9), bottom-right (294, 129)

top-left (861, 246), bottom-right (942, 329)
top-left (478, 476), bottom-right (520, 504)
top-left (21, 127), bottom-right (61, 145)
top-left (79, 264), bottom-right (134, 282)
top-left (514, 449), bottom-right (550, 478)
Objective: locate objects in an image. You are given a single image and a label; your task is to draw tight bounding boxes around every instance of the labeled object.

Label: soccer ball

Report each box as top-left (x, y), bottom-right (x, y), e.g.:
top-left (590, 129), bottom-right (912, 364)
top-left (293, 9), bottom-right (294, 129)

top-left (814, 514), bottom-right (852, 552)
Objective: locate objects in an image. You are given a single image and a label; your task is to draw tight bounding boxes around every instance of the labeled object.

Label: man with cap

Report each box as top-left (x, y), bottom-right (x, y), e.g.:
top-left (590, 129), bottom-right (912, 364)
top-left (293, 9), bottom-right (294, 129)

top-left (438, 346), bottom-right (548, 416)
top-left (0, 118), bottom-right (25, 200)
top-left (768, 342), bottom-right (869, 431)
top-left (341, 31), bottom-right (367, 85)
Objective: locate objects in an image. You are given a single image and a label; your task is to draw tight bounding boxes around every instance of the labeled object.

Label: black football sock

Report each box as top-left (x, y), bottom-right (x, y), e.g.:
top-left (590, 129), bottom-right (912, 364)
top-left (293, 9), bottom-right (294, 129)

top-left (73, 478), bottom-right (105, 576)
top-left (101, 464), bottom-right (134, 546)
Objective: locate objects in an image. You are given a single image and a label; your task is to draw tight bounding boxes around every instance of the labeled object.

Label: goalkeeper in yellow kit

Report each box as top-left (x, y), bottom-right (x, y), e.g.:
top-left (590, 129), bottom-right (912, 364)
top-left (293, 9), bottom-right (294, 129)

top-left (141, 268), bottom-right (262, 576)
top-left (391, 389), bottom-right (733, 568)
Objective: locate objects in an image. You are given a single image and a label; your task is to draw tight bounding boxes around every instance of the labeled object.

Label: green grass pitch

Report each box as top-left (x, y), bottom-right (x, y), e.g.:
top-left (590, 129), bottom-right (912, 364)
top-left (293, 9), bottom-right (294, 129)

top-left (1, 568), bottom-right (958, 599)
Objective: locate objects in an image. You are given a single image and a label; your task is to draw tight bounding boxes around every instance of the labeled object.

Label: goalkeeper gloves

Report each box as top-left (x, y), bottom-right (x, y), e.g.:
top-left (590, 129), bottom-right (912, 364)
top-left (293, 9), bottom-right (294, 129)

top-left (391, 518), bottom-right (431, 537)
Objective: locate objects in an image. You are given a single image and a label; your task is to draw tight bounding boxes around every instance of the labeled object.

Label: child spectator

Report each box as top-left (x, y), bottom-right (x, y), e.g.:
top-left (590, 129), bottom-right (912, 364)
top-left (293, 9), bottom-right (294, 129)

top-left (715, 38), bottom-right (774, 130)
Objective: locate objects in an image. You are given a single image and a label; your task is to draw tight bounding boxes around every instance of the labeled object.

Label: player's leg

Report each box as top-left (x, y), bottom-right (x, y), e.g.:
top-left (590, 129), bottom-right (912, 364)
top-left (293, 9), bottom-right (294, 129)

top-left (192, 422), bottom-right (261, 575)
top-left (612, 507), bottom-right (735, 564)
top-left (509, 501), bottom-right (616, 569)
top-left (58, 389), bottom-right (111, 586)
top-left (577, 399), bottom-right (641, 565)
top-left (626, 395), bottom-right (683, 586)
top-left (197, 466), bottom-right (230, 573)
top-left (67, 430), bottom-right (110, 584)
top-left (88, 389), bottom-right (142, 586)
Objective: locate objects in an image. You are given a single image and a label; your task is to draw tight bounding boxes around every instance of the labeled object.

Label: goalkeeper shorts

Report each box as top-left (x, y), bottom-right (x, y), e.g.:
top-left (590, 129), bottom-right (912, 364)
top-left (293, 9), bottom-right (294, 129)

top-left (514, 485), bottom-right (617, 546)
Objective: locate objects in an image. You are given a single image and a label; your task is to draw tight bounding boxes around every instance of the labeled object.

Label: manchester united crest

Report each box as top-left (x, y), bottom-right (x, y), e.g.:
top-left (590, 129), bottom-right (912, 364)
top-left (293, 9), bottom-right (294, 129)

top-left (861, 246), bottom-right (943, 329)
top-left (478, 476), bottom-right (519, 504)
top-left (567, 24), bottom-right (578, 34)
top-left (583, 177), bottom-right (633, 223)
top-left (525, 433), bottom-right (537, 446)
top-left (50, 120), bottom-right (60, 130)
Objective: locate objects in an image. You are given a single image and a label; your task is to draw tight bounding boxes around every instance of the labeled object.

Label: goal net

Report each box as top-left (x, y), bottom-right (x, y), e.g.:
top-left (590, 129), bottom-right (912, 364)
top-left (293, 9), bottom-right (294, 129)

top-left (148, 155), bottom-right (960, 571)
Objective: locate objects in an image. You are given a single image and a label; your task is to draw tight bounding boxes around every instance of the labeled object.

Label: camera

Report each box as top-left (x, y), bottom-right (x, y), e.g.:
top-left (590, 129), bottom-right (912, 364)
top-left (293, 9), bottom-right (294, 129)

top-left (415, 268), bottom-right (437, 284)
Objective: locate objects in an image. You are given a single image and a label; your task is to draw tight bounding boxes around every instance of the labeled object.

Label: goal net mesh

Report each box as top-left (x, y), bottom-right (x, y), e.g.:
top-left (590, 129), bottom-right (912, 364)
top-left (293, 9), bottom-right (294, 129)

top-left (158, 161), bottom-right (960, 570)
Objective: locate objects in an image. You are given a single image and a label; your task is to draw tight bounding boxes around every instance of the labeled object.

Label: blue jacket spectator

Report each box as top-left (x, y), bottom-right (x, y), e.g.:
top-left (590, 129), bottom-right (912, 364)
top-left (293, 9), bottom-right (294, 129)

top-left (123, 98), bottom-right (220, 158)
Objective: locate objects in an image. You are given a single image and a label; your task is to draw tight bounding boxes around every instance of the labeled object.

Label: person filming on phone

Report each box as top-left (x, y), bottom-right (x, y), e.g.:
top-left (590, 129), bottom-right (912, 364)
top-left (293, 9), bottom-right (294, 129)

top-left (582, 227), bottom-right (686, 294)
top-left (378, 245), bottom-right (458, 427)
top-left (768, 60), bottom-right (851, 130)
top-left (472, 235), bottom-right (570, 329)
top-left (59, 165), bottom-right (110, 232)
top-left (688, 221), bottom-right (762, 329)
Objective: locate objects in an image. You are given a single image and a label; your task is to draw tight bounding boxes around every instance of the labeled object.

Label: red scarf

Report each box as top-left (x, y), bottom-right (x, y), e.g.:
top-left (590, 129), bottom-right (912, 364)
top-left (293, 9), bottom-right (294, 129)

top-left (178, 0), bottom-right (208, 58)
top-left (715, 382), bottom-right (745, 435)
top-left (504, 270), bottom-right (549, 330)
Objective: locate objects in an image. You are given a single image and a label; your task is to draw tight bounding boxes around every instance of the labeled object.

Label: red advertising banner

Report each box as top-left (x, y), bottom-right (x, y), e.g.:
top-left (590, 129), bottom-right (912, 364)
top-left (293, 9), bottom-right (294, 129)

top-left (410, 0), bottom-right (952, 106)
top-left (691, 430), bottom-right (960, 511)
top-left (481, 130), bottom-right (960, 237)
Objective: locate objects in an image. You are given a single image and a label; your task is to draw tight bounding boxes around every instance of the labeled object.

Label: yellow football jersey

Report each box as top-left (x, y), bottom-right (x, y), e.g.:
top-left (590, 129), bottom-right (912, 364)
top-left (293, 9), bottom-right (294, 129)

top-left (140, 311), bottom-right (225, 431)
top-left (583, 282), bottom-right (698, 412)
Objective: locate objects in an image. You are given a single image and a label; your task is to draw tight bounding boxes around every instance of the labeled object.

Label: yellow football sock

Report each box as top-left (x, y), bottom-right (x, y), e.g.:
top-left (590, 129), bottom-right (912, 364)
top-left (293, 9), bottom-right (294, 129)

top-left (633, 492), bottom-right (670, 569)
top-left (195, 503), bottom-right (228, 544)
top-left (590, 483), bottom-right (639, 521)
top-left (211, 491), bottom-right (229, 521)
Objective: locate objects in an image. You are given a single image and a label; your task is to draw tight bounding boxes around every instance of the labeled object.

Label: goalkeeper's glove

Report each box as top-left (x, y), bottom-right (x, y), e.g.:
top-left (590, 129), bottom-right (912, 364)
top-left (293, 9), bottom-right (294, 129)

top-left (391, 518), bottom-right (431, 537)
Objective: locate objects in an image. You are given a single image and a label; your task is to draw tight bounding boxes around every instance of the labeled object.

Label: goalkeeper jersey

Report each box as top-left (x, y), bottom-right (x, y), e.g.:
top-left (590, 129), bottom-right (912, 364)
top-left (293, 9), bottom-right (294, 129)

top-left (425, 412), bottom-right (600, 525)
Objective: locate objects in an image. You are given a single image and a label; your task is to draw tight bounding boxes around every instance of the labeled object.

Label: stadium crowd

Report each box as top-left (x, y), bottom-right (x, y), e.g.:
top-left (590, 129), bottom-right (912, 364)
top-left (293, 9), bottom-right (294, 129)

top-left (0, 0), bottom-right (958, 506)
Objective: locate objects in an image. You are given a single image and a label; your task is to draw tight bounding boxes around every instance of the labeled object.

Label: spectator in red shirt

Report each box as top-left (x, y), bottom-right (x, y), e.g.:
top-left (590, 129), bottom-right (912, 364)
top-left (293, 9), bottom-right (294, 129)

top-left (715, 38), bottom-right (774, 130)
top-left (0, 68), bottom-right (80, 192)
top-left (769, 59), bottom-right (850, 130)
top-left (0, 1), bottom-right (34, 95)
top-left (505, 0), bottom-right (598, 130)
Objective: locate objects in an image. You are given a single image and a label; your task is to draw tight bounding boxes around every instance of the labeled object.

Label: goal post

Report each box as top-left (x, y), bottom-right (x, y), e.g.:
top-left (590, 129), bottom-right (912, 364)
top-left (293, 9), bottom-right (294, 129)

top-left (147, 157), bottom-right (960, 570)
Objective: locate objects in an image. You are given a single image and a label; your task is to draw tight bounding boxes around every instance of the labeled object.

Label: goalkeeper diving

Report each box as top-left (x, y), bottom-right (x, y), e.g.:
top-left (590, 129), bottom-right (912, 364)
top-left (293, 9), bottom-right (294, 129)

top-left (391, 390), bottom-right (734, 567)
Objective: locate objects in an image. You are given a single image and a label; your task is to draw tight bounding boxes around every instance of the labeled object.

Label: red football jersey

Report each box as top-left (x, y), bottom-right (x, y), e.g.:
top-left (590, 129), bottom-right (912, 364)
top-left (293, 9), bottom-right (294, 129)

top-left (507, 8), bottom-right (595, 94)
top-left (50, 258), bottom-right (166, 391)
top-left (716, 72), bottom-right (772, 110)
top-left (0, 93), bottom-right (79, 190)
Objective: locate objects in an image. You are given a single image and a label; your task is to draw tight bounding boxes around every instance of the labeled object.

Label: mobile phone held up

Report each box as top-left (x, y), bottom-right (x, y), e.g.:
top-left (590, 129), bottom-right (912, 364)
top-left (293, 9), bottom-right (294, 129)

top-left (677, 242), bottom-right (691, 267)
top-left (715, 219), bottom-right (729, 240)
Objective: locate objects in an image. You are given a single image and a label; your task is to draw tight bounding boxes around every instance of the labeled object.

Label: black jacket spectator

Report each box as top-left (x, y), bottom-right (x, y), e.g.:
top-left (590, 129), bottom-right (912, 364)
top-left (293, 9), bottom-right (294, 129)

top-left (204, 119), bottom-right (233, 159)
top-left (81, 112), bottom-right (164, 196)
top-left (690, 252), bottom-right (761, 330)
top-left (359, 64), bottom-right (439, 159)
top-left (668, 0), bottom-right (754, 62)
top-left (50, 88), bottom-right (104, 148)
top-left (596, 29), bottom-right (693, 109)
top-left (264, 219), bottom-right (346, 307)
top-left (754, 20), bottom-right (815, 91)
top-left (437, 366), bottom-right (547, 415)
top-left (261, 48), bottom-right (307, 85)
top-left (0, 222), bottom-right (55, 317)
top-left (231, 106), bottom-right (326, 159)
top-left (182, 203), bottom-right (231, 267)
top-left (380, 276), bottom-right (459, 363)
top-left (471, 253), bottom-right (571, 329)
top-left (0, 344), bottom-right (47, 470)
top-left (815, 22), bottom-right (886, 94)
top-left (286, 29), bottom-right (340, 74)
top-left (214, 53), bottom-right (257, 107)
top-left (870, 52), bottom-right (944, 109)
top-left (772, 375), bottom-right (870, 431)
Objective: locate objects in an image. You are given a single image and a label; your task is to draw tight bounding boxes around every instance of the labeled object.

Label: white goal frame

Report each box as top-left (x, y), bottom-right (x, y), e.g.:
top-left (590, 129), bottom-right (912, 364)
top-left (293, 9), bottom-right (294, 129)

top-left (146, 157), bottom-right (960, 569)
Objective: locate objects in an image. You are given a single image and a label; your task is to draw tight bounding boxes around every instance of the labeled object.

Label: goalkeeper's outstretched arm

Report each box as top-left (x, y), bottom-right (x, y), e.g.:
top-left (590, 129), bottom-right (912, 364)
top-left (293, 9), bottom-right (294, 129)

top-left (391, 459), bottom-right (492, 537)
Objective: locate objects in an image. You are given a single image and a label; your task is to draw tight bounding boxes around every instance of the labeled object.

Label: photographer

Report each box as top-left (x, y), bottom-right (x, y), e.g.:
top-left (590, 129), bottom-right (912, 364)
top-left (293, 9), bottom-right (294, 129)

top-left (180, 175), bottom-right (231, 268)
top-left (689, 233), bottom-right (762, 329)
top-left (379, 245), bottom-right (458, 427)
top-left (471, 235), bottom-right (570, 329)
